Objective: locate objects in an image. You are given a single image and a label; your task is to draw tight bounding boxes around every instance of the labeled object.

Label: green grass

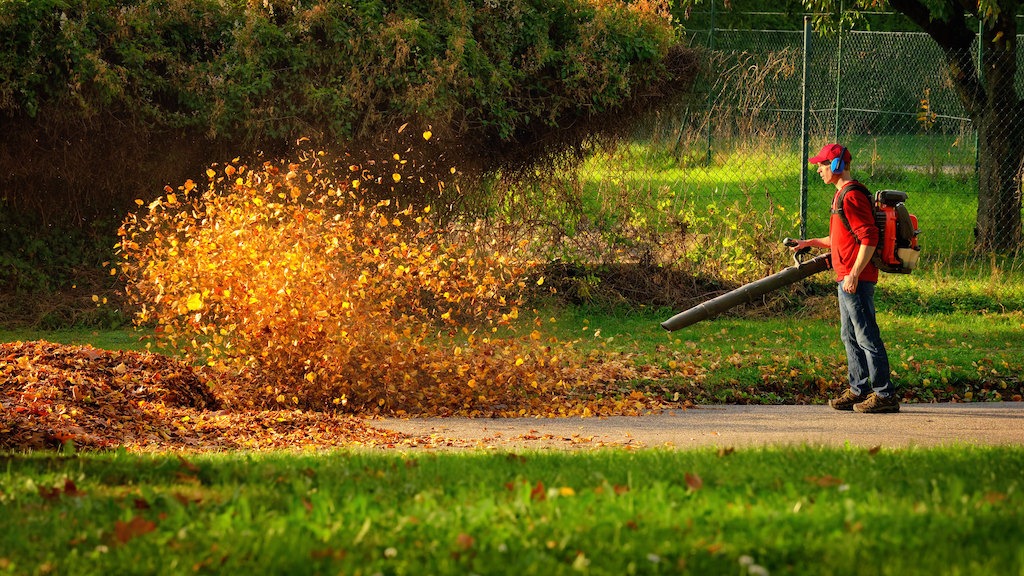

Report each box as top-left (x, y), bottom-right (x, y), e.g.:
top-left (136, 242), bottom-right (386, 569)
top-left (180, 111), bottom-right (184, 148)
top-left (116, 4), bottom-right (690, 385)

top-left (544, 296), bottom-right (1024, 404)
top-left (1, 447), bottom-right (1021, 575)
top-left (5, 294), bottom-right (1023, 405)
top-left (0, 328), bottom-right (150, 351)
top-left (579, 134), bottom-right (993, 261)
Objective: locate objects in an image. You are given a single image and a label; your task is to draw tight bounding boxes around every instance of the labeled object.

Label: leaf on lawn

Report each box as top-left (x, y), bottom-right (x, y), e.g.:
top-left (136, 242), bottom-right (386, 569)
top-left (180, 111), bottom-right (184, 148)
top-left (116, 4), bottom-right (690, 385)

top-left (62, 479), bottom-right (85, 498)
top-left (114, 516), bottom-right (157, 544)
top-left (983, 491), bottom-right (1007, 505)
top-left (456, 533), bottom-right (475, 550)
top-left (685, 472), bottom-right (703, 491)
top-left (177, 455), bottom-right (200, 473)
top-left (805, 475), bottom-right (844, 487)
top-left (38, 485), bottom-right (61, 501)
top-left (530, 481), bottom-right (546, 501)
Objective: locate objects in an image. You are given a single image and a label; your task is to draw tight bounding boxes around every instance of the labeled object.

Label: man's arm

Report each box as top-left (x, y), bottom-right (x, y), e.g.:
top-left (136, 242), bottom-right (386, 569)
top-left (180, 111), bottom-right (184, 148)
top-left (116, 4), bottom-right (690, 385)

top-left (843, 243), bottom-right (877, 293)
top-left (791, 236), bottom-right (830, 251)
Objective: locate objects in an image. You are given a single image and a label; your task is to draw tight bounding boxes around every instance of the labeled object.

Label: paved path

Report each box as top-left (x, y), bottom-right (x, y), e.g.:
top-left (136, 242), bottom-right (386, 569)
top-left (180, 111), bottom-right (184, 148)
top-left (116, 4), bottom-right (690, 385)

top-left (374, 402), bottom-right (1024, 449)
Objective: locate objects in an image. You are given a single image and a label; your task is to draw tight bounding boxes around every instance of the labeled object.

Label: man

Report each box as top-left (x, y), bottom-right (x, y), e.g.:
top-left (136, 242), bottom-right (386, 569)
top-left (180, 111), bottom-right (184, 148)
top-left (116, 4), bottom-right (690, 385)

top-left (790, 143), bottom-right (899, 413)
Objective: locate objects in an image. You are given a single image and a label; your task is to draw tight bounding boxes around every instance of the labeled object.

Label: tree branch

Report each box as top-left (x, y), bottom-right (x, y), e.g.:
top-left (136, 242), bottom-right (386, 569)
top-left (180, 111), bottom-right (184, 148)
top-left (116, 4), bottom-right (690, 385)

top-left (885, 0), bottom-right (985, 117)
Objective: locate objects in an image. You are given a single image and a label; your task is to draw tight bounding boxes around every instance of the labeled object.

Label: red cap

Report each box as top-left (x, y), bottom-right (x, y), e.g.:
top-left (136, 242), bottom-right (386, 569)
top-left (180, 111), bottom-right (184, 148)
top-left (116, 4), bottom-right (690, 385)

top-left (809, 143), bottom-right (851, 165)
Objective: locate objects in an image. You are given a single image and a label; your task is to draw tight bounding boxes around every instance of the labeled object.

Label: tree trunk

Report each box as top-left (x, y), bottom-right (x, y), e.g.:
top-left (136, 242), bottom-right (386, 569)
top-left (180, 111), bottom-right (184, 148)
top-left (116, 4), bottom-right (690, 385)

top-left (974, 108), bottom-right (1024, 252)
top-left (972, 18), bottom-right (1024, 253)
top-left (887, 0), bottom-right (1024, 252)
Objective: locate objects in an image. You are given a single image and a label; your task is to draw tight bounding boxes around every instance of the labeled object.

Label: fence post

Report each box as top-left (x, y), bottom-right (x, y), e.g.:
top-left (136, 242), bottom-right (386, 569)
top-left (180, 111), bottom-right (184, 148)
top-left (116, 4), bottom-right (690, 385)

top-left (800, 16), bottom-right (812, 239)
top-left (833, 0), bottom-right (844, 141)
top-left (974, 16), bottom-right (982, 175)
top-left (704, 0), bottom-right (717, 165)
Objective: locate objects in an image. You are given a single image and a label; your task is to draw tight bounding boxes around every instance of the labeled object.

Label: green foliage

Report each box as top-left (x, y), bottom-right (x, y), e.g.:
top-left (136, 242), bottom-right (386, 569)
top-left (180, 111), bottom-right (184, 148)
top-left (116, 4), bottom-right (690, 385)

top-left (0, 0), bottom-right (680, 144)
top-left (0, 202), bottom-right (117, 295)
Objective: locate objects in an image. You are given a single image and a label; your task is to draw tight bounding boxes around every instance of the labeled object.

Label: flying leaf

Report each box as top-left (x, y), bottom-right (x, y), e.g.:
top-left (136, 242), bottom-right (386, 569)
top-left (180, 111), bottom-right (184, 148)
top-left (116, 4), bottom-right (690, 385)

top-left (422, 130), bottom-right (432, 141)
top-left (186, 293), bottom-right (203, 311)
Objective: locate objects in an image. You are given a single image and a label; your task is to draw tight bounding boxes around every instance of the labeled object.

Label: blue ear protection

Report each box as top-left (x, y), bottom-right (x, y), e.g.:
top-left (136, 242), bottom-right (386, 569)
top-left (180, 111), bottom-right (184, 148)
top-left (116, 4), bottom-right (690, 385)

top-left (830, 147), bottom-right (848, 173)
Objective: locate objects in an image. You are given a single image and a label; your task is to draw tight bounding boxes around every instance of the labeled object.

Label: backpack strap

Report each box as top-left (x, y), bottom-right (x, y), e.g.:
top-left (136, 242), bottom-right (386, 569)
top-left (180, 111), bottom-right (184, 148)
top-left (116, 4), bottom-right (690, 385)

top-left (831, 182), bottom-right (872, 243)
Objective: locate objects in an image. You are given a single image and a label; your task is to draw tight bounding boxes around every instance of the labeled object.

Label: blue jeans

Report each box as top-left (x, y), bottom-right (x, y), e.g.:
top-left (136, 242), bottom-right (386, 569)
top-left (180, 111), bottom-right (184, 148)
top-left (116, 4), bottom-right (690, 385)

top-left (837, 281), bottom-right (894, 398)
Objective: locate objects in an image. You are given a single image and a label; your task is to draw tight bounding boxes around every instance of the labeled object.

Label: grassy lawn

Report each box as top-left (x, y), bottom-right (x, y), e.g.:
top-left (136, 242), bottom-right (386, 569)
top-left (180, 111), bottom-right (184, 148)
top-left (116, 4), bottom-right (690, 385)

top-left (582, 135), bottom-right (988, 261)
top-left (0, 328), bottom-right (150, 351)
top-left (2, 447), bottom-right (1022, 575)
top-left (2, 135), bottom-right (1022, 575)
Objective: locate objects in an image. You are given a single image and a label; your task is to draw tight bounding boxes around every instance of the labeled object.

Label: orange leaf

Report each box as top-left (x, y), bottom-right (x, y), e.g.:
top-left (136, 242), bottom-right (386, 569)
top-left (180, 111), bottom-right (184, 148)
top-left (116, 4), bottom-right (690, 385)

top-left (530, 481), bottom-right (546, 501)
top-left (685, 472), bottom-right (703, 491)
top-left (455, 533), bottom-right (475, 550)
top-left (114, 516), bottom-right (157, 544)
top-left (805, 475), bottom-right (844, 487)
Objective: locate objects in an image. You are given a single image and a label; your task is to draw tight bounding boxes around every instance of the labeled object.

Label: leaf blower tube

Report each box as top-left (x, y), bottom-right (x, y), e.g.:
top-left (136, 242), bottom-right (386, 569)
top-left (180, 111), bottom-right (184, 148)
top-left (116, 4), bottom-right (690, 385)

top-left (661, 239), bottom-right (833, 332)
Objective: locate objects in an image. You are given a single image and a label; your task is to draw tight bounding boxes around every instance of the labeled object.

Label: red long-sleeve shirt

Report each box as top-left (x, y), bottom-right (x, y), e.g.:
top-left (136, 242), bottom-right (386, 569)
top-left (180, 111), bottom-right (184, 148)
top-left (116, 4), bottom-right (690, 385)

top-left (829, 181), bottom-right (879, 283)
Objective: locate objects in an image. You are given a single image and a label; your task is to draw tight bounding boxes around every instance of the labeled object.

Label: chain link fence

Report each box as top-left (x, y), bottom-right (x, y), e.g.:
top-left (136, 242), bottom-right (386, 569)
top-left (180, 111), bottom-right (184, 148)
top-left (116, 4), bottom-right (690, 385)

top-left (556, 15), bottom-right (1024, 291)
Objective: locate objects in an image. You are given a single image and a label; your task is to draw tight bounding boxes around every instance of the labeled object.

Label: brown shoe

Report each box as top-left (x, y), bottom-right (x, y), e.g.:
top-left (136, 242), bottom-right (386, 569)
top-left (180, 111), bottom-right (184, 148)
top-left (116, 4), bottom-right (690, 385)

top-left (853, 393), bottom-right (900, 414)
top-left (829, 389), bottom-right (869, 411)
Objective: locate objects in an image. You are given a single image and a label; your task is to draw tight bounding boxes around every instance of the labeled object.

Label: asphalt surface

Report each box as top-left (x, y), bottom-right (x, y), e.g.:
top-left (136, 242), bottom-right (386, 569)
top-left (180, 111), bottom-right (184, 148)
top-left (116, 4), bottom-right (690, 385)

top-left (374, 402), bottom-right (1024, 449)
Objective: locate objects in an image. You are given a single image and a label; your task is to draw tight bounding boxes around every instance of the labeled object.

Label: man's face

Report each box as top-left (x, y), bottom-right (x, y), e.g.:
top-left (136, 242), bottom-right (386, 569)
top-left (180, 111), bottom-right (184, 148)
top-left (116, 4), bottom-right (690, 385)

top-left (816, 161), bottom-right (838, 184)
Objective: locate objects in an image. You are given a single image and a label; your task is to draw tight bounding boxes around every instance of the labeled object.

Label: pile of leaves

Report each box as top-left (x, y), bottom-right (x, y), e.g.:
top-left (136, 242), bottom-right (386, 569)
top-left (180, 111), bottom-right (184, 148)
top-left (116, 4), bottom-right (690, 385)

top-left (0, 340), bottom-right (413, 451)
top-left (0, 339), bottom-right (676, 452)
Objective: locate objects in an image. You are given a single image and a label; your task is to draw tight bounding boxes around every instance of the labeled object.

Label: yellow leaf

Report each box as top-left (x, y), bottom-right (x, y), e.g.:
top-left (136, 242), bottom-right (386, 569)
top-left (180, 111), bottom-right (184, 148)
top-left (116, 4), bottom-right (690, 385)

top-left (536, 276), bottom-right (545, 286)
top-left (352, 179), bottom-right (361, 189)
top-left (423, 130), bottom-right (432, 141)
top-left (206, 168), bottom-right (216, 178)
top-left (186, 293), bottom-right (203, 311)
top-left (392, 173), bottom-right (401, 183)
